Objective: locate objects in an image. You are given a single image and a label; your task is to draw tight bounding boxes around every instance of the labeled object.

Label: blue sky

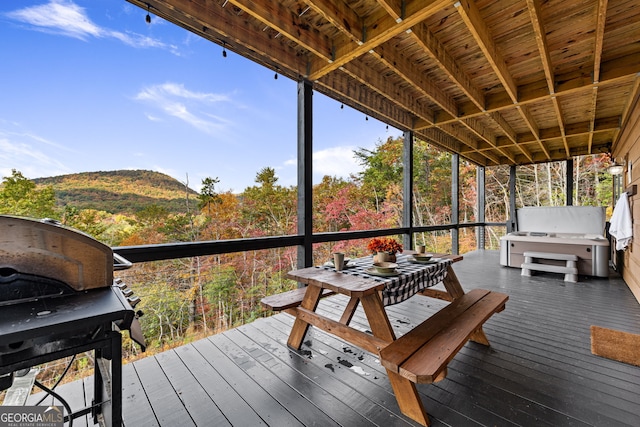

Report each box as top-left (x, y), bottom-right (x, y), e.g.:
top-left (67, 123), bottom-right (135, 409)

top-left (0, 0), bottom-right (399, 193)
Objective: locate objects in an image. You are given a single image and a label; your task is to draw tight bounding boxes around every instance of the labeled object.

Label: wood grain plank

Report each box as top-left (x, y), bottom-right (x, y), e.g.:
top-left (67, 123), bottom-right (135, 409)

top-left (210, 331), bottom-right (341, 427)
top-left (400, 292), bottom-right (508, 383)
top-left (379, 289), bottom-right (490, 372)
top-left (132, 356), bottom-right (195, 426)
top-left (286, 268), bottom-right (384, 296)
top-left (121, 363), bottom-right (159, 427)
top-left (235, 322), bottom-right (393, 426)
top-left (154, 350), bottom-right (230, 427)
top-left (172, 344), bottom-right (265, 426)
top-left (192, 337), bottom-right (304, 427)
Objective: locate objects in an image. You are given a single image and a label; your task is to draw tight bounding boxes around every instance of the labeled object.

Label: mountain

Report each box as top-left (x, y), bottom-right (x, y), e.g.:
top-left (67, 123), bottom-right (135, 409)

top-left (34, 170), bottom-right (199, 214)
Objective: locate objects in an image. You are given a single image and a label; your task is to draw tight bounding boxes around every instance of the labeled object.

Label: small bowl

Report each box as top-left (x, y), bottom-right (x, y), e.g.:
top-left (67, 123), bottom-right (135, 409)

top-left (413, 253), bottom-right (433, 261)
top-left (373, 261), bottom-right (398, 273)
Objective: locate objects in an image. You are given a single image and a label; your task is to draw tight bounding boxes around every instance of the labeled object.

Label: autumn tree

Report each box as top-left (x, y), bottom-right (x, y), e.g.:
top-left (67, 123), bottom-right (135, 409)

top-left (0, 169), bottom-right (56, 218)
top-left (241, 167), bottom-right (296, 236)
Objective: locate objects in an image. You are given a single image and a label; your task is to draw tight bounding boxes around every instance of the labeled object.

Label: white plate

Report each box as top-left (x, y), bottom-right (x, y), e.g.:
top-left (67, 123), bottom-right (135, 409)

top-left (323, 260), bottom-right (355, 269)
top-left (409, 258), bottom-right (440, 265)
top-left (365, 267), bottom-right (399, 277)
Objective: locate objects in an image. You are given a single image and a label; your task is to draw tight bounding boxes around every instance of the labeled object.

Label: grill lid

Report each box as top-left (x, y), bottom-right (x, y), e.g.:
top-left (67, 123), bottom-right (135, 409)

top-left (0, 215), bottom-right (113, 293)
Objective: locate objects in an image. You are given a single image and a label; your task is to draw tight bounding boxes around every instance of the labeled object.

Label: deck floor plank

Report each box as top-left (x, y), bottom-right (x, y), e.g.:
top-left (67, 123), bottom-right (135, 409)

top-left (192, 335), bottom-right (305, 427)
top-left (121, 362), bottom-right (158, 426)
top-left (250, 317), bottom-right (424, 426)
top-left (153, 349), bottom-right (230, 427)
top-left (171, 343), bottom-right (265, 426)
top-left (237, 318), bottom-right (405, 426)
top-left (264, 312), bottom-right (496, 427)
top-left (131, 355), bottom-right (196, 427)
top-left (21, 250), bottom-right (640, 426)
top-left (210, 330), bottom-right (341, 427)
top-left (291, 297), bottom-right (559, 426)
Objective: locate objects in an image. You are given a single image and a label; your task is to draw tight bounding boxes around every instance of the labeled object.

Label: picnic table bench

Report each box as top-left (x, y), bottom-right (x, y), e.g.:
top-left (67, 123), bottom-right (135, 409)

top-left (261, 253), bottom-right (508, 426)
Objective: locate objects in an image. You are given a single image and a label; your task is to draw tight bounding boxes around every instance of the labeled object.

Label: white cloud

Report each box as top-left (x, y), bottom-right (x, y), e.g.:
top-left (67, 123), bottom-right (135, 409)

top-left (5, 0), bottom-right (178, 54)
top-left (281, 146), bottom-right (363, 183)
top-left (314, 146), bottom-right (362, 179)
top-left (134, 83), bottom-right (233, 135)
top-left (6, 0), bottom-right (100, 40)
top-left (0, 134), bottom-right (72, 180)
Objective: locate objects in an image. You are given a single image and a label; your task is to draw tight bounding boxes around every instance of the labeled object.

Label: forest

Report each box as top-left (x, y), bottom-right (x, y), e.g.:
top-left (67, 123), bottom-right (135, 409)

top-left (0, 136), bottom-right (613, 381)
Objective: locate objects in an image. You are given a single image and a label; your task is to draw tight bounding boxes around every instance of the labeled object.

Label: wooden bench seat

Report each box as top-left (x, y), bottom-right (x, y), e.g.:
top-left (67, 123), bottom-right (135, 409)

top-left (261, 287), bottom-right (335, 311)
top-left (379, 289), bottom-right (508, 383)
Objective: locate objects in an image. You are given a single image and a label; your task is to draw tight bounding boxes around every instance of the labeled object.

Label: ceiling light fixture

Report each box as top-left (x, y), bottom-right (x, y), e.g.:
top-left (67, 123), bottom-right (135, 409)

top-left (222, 42), bottom-right (227, 58)
top-left (274, 67), bottom-right (279, 80)
top-left (607, 154), bottom-right (625, 175)
top-left (145, 4), bottom-right (151, 24)
top-left (608, 162), bottom-right (624, 175)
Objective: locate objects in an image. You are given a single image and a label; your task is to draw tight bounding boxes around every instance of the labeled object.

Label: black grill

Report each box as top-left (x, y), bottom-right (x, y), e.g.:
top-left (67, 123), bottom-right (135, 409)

top-left (0, 215), bottom-right (143, 427)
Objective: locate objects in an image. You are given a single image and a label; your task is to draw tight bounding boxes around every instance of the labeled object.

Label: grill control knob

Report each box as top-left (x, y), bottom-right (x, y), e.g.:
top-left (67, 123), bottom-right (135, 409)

top-left (127, 296), bottom-right (141, 308)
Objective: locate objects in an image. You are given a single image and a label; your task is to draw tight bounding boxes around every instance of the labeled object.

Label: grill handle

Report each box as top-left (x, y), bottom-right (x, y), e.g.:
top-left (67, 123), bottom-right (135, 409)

top-left (113, 253), bottom-right (133, 271)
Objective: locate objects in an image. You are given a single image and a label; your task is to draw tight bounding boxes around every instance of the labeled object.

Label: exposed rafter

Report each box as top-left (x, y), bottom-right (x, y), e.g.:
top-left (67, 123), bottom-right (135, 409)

top-left (127, 0), bottom-right (640, 167)
top-left (454, 0), bottom-right (518, 103)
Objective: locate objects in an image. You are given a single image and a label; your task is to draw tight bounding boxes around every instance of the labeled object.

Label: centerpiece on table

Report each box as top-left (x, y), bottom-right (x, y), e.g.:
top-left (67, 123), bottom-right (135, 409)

top-left (367, 237), bottom-right (403, 263)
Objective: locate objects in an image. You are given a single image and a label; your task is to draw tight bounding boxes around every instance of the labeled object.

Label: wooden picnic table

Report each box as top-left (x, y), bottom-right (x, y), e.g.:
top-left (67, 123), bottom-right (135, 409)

top-left (281, 252), bottom-right (507, 426)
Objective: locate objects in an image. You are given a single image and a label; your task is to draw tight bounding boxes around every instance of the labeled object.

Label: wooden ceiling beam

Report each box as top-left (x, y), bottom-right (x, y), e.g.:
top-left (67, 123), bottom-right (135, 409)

top-left (305, 1), bottom-right (498, 150)
top-left (459, 118), bottom-right (516, 163)
top-left (417, 129), bottom-right (495, 166)
top-left (373, 44), bottom-right (457, 120)
top-left (411, 24), bottom-right (485, 112)
top-left (307, 0), bottom-right (450, 80)
top-left (410, 21), bottom-right (522, 162)
top-left (438, 124), bottom-right (503, 165)
top-left (302, 0), bottom-right (364, 43)
top-left (593, 0), bottom-right (608, 85)
top-left (526, 0), bottom-right (569, 157)
top-left (130, 0), bottom-right (309, 78)
top-left (454, 0), bottom-right (518, 103)
top-left (494, 116), bottom-right (620, 147)
top-left (227, 0), bottom-right (331, 60)
top-left (551, 97), bottom-right (570, 157)
top-left (487, 112), bottom-right (534, 162)
top-left (517, 105), bottom-right (551, 159)
top-left (526, 0), bottom-right (554, 95)
top-left (376, 0), bottom-right (404, 21)
top-left (341, 58), bottom-right (436, 124)
top-left (588, 0), bottom-right (608, 153)
top-left (417, 128), bottom-right (462, 153)
top-left (426, 56), bottom-right (640, 129)
top-left (315, 73), bottom-right (415, 130)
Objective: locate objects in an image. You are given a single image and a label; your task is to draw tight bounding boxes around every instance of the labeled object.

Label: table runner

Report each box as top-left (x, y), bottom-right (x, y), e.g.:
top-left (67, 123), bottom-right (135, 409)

top-left (321, 253), bottom-right (453, 306)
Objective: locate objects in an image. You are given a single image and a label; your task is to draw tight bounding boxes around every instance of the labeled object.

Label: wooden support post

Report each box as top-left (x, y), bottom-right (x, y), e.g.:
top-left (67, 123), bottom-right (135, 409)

top-left (442, 265), bottom-right (465, 300)
top-left (387, 371), bottom-right (430, 426)
top-left (339, 297), bottom-right (359, 325)
top-left (359, 293), bottom-right (396, 343)
top-left (287, 285), bottom-right (322, 349)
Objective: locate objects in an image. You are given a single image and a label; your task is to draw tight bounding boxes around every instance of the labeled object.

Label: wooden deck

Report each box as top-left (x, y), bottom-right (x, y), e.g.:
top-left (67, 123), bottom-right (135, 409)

top-left (30, 250), bottom-right (640, 426)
